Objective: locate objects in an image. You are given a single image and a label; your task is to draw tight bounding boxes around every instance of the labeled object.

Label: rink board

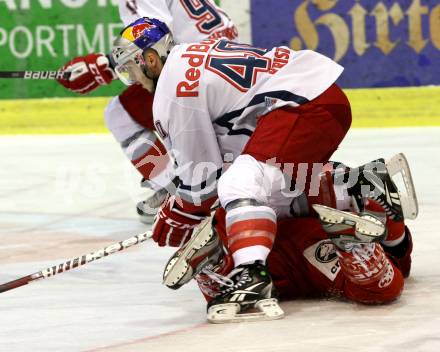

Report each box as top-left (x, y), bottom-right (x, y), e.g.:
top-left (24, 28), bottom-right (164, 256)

top-left (1, 86), bottom-right (440, 134)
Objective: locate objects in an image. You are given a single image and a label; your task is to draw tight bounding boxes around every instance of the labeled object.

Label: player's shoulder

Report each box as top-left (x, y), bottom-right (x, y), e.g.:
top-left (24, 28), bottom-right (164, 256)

top-left (153, 44), bottom-right (200, 121)
top-left (155, 41), bottom-right (215, 102)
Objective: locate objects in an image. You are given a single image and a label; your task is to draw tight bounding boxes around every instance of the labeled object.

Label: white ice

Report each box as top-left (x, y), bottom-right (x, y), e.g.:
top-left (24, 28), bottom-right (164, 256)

top-left (0, 128), bottom-right (439, 352)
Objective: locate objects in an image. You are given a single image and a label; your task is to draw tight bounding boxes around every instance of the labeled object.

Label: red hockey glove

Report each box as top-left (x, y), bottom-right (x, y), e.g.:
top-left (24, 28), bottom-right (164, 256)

top-left (57, 53), bottom-right (116, 94)
top-left (152, 196), bottom-right (205, 247)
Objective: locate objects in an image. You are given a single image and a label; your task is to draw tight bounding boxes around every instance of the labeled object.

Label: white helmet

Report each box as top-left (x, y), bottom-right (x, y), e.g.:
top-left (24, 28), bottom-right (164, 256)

top-left (110, 17), bottom-right (174, 85)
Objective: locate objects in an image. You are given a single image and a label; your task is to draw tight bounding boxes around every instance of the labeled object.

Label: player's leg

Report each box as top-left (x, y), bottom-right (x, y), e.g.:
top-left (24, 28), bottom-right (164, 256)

top-left (104, 85), bottom-right (176, 223)
top-left (201, 156), bottom-right (284, 320)
top-left (243, 83), bottom-right (352, 215)
top-left (313, 154), bottom-right (418, 221)
top-left (210, 86), bottom-right (351, 300)
top-left (214, 83), bottom-right (351, 288)
top-left (194, 84), bottom-right (351, 320)
top-left (162, 205), bottom-right (283, 323)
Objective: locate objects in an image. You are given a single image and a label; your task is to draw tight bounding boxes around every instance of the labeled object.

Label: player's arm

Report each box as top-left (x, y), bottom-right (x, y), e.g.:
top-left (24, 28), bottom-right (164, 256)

top-left (56, 53), bottom-right (117, 95)
top-left (152, 103), bottom-right (223, 247)
top-left (119, 0), bottom-right (173, 28)
top-left (57, 0), bottom-right (174, 95)
top-left (171, 107), bottom-right (223, 213)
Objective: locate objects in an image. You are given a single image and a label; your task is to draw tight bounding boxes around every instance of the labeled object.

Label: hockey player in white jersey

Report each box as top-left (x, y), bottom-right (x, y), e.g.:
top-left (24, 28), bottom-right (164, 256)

top-left (56, 0), bottom-right (238, 223)
top-left (111, 17), bottom-right (419, 323)
top-left (108, 16), bottom-right (349, 318)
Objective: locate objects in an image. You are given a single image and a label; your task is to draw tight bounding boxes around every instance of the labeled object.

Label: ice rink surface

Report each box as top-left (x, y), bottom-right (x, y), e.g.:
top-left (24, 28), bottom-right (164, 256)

top-left (0, 128), bottom-right (439, 352)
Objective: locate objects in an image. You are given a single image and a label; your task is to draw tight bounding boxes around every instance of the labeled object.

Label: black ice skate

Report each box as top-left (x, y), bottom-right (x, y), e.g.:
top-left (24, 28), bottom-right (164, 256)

top-left (137, 177), bottom-right (178, 224)
top-left (136, 200), bottom-right (156, 224)
top-left (206, 261), bottom-right (284, 324)
top-left (334, 153), bottom-right (418, 221)
top-left (162, 217), bottom-right (224, 289)
top-left (136, 187), bottom-right (169, 224)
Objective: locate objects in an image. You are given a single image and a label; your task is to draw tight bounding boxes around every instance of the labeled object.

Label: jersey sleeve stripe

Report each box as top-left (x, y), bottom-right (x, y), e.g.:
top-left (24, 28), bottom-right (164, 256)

top-left (177, 185), bottom-right (218, 203)
top-left (178, 167), bottom-right (223, 191)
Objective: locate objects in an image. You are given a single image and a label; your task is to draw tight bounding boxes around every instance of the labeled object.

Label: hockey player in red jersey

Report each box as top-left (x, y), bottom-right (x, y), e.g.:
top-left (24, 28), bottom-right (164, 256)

top-left (162, 154), bottom-right (416, 323)
top-left (160, 156), bottom-right (416, 322)
top-left (56, 0), bottom-right (238, 223)
top-left (111, 18), bottom-right (418, 323)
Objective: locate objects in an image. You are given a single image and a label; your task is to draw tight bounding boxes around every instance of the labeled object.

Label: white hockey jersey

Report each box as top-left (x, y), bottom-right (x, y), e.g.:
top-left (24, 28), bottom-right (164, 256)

top-left (118, 0), bottom-right (238, 42)
top-left (109, 0), bottom-right (238, 192)
top-left (152, 39), bottom-right (344, 206)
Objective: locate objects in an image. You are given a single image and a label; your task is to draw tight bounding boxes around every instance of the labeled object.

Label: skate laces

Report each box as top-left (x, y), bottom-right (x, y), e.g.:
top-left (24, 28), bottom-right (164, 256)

top-left (201, 264), bottom-right (232, 287)
top-left (202, 266), bottom-right (251, 291)
top-left (371, 176), bottom-right (401, 220)
top-left (374, 197), bottom-right (398, 220)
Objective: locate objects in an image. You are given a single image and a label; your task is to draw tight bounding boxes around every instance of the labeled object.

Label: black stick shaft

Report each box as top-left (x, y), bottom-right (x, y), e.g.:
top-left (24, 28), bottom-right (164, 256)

top-left (0, 71), bottom-right (70, 80)
top-left (0, 231), bottom-right (152, 294)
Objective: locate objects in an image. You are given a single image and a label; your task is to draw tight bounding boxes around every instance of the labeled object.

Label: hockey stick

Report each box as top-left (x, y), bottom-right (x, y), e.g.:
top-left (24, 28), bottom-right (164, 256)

top-left (0, 71), bottom-right (70, 80)
top-left (0, 231), bottom-right (152, 294)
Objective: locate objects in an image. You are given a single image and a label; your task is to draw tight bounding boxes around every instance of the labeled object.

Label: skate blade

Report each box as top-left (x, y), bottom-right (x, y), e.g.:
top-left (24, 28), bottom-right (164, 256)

top-left (386, 153), bottom-right (419, 220)
top-left (207, 299), bottom-right (284, 324)
top-left (312, 205), bottom-right (385, 239)
top-left (163, 217), bottom-right (213, 289)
